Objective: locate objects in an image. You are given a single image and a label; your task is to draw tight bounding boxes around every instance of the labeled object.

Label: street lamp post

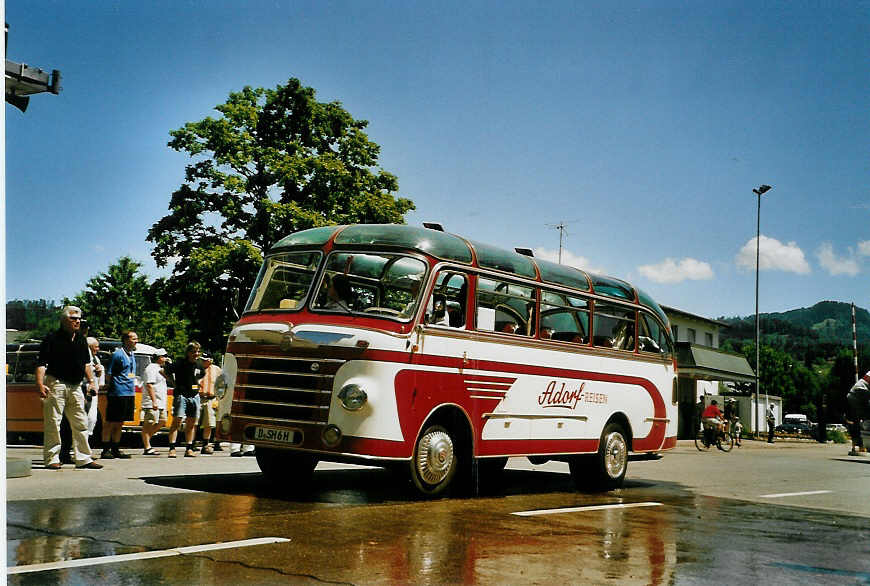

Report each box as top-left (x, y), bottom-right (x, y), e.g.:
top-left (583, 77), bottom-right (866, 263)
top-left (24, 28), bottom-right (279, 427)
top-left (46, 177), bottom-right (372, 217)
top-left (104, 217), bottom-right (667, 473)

top-left (753, 184), bottom-right (772, 437)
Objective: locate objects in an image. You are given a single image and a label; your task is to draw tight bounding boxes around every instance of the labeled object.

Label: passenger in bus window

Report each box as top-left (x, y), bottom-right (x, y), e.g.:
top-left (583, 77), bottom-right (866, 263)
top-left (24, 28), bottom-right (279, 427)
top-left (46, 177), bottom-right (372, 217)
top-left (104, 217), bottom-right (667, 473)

top-left (540, 326), bottom-right (554, 339)
top-left (502, 322), bottom-right (519, 334)
top-left (324, 274), bottom-right (353, 312)
top-left (427, 293), bottom-right (450, 325)
top-left (612, 320), bottom-right (635, 350)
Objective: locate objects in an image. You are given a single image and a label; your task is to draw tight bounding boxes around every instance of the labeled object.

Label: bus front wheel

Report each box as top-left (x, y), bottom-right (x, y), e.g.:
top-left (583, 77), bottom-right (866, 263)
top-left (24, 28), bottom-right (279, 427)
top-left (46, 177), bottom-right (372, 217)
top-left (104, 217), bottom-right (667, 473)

top-left (410, 424), bottom-right (458, 497)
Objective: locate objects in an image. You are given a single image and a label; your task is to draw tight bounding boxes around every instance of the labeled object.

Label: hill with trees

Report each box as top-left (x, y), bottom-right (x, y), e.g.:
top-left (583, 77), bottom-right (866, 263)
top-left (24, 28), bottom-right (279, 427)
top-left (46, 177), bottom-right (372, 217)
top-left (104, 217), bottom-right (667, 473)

top-left (715, 300), bottom-right (869, 424)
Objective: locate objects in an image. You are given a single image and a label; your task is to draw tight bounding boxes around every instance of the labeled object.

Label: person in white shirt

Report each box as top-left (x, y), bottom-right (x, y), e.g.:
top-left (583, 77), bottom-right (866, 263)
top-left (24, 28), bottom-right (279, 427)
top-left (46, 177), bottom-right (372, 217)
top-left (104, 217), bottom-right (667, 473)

top-left (141, 349), bottom-right (170, 455)
top-left (85, 337), bottom-right (104, 437)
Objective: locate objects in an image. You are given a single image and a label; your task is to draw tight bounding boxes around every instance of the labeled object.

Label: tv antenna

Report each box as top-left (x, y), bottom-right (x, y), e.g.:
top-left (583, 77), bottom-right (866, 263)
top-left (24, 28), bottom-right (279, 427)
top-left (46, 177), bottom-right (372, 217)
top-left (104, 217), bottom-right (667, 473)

top-left (545, 220), bottom-right (576, 264)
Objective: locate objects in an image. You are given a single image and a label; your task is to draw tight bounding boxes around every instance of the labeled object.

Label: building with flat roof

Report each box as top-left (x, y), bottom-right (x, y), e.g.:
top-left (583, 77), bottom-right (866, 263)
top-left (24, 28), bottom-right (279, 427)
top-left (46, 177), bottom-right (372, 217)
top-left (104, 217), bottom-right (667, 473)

top-left (662, 305), bottom-right (774, 437)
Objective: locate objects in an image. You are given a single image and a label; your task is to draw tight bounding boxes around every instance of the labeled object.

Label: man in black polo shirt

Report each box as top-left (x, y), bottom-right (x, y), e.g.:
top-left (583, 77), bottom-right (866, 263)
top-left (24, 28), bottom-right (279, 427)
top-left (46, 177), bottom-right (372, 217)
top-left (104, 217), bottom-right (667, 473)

top-left (166, 341), bottom-right (204, 458)
top-left (35, 306), bottom-right (103, 470)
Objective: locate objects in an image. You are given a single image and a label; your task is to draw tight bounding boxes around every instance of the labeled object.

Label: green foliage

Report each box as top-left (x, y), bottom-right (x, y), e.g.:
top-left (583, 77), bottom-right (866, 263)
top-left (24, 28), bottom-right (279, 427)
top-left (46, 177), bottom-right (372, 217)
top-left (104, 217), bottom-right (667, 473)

top-left (720, 301), bottom-right (870, 425)
top-left (719, 301), bottom-right (869, 363)
top-left (147, 77), bottom-right (415, 350)
top-left (6, 299), bottom-right (61, 339)
top-left (71, 257), bottom-right (149, 337)
top-left (68, 256), bottom-right (191, 357)
top-left (827, 430), bottom-right (848, 444)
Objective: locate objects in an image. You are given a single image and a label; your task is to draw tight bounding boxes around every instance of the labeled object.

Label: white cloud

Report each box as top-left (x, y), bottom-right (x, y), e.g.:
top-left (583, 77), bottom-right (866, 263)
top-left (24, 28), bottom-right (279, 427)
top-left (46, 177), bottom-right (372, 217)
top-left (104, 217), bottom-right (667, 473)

top-left (858, 240), bottom-right (870, 257)
top-left (735, 236), bottom-right (811, 274)
top-left (637, 258), bottom-right (714, 284)
top-left (816, 243), bottom-right (860, 276)
top-left (533, 247), bottom-right (602, 274)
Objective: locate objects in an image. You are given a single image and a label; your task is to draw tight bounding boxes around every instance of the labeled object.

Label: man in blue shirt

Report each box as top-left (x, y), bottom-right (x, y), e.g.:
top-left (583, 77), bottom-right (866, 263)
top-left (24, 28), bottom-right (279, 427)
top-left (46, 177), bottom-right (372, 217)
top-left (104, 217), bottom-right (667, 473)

top-left (101, 330), bottom-right (138, 459)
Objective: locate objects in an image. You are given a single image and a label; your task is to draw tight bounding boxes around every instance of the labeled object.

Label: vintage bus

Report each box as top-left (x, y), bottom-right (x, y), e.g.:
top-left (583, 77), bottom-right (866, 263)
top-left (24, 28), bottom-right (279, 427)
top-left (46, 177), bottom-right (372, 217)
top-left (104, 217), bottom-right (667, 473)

top-left (215, 224), bottom-right (677, 496)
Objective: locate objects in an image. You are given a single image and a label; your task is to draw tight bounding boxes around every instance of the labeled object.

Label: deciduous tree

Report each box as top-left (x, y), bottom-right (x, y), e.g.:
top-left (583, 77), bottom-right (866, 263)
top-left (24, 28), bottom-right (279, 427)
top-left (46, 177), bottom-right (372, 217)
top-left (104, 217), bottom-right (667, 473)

top-left (148, 78), bottom-right (414, 350)
top-left (70, 256), bottom-right (190, 357)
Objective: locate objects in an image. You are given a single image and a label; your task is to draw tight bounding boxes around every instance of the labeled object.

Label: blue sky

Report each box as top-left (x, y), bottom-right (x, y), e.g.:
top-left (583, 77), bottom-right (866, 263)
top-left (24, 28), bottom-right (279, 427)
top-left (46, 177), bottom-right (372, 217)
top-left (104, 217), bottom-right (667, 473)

top-left (5, 1), bottom-right (869, 319)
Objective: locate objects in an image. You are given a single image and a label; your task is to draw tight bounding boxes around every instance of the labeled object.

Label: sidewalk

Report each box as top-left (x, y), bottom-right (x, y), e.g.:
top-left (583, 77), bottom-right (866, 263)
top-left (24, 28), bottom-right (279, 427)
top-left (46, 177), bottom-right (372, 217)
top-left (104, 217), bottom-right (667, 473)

top-left (5, 444), bottom-right (382, 502)
top-left (6, 445), bottom-right (263, 501)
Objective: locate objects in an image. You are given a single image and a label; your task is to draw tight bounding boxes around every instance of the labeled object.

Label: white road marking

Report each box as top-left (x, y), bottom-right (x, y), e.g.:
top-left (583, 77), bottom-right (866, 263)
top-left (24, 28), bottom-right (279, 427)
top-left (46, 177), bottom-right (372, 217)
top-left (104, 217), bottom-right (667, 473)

top-left (758, 490), bottom-right (832, 499)
top-left (7, 537), bottom-right (291, 575)
top-left (512, 502), bottom-right (662, 516)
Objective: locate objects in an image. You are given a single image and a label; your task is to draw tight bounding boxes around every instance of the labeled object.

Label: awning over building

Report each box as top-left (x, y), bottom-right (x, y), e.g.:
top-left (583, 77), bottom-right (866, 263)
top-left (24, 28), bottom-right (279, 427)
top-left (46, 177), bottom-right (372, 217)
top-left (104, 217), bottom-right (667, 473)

top-left (674, 342), bottom-right (756, 383)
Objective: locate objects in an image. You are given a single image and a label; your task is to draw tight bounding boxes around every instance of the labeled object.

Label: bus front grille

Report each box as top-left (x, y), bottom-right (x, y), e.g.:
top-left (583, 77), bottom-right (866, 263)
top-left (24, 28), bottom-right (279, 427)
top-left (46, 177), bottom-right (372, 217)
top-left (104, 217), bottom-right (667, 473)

top-left (233, 354), bottom-right (344, 425)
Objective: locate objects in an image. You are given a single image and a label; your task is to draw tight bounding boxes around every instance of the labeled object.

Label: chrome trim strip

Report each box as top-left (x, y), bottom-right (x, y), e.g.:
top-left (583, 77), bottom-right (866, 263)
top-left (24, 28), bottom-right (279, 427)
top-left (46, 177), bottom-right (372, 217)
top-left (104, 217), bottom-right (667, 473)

top-left (233, 415), bottom-right (328, 426)
top-left (238, 399), bottom-right (328, 410)
top-left (421, 326), bottom-right (673, 364)
top-left (235, 354), bottom-right (345, 364)
top-left (645, 417), bottom-right (670, 423)
top-left (237, 384), bottom-right (331, 395)
top-left (239, 368), bottom-right (331, 379)
top-left (470, 395), bottom-right (503, 400)
top-left (482, 413), bottom-right (589, 421)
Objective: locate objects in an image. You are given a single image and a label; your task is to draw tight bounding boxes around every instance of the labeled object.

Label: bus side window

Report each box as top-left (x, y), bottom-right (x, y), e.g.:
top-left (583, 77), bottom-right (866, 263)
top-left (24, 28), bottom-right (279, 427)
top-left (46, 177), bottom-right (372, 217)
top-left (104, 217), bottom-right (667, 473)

top-left (593, 303), bottom-right (636, 351)
top-left (639, 313), bottom-right (671, 355)
top-left (426, 272), bottom-right (468, 328)
top-left (14, 352), bottom-right (38, 383)
top-left (540, 291), bottom-right (589, 344)
top-left (476, 277), bottom-right (534, 336)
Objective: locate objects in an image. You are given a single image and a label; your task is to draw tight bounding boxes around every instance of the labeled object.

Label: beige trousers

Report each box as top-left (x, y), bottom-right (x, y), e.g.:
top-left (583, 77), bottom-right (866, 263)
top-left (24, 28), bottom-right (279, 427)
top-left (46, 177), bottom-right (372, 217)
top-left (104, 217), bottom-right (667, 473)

top-left (43, 376), bottom-right (94, 466)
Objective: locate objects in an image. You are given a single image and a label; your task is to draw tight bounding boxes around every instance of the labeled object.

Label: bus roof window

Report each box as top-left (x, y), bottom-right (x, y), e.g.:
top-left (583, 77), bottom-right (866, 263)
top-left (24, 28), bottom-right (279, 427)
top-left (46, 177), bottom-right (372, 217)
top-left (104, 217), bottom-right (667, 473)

top-left (334, 224), bottom-right (473, 264)
top-left (589, 274), bottom-right (635, 301)
top-left (536, 258), bottom-right (591, 291)
top-left (271, 225), bottom-right (343, 249)
top-left (470, 240), bottom-right (537, 279)
top-left (636, 287), bottom-right (670, 329)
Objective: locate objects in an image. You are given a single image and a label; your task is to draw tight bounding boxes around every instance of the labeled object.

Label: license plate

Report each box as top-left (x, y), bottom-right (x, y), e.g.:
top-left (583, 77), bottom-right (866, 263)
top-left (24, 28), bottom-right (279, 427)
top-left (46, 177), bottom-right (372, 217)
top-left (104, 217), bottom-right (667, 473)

top-left (253, 426), bottom-right (295, 444)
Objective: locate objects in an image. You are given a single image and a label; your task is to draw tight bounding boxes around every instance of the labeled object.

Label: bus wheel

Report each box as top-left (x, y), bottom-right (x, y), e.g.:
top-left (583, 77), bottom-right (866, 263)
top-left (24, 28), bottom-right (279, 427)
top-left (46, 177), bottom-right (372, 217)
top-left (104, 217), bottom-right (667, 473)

top-left (255, 447), bottom-right (318, 484)
top-left (411, 424), bottom-right (458, 497)
top-left (570, 423), bottom-right (628, 491)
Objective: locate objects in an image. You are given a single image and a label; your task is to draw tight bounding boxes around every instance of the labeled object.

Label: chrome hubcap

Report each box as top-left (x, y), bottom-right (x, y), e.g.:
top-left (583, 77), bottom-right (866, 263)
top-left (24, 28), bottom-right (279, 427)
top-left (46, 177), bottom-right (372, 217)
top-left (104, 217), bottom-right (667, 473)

top-left (603, 432), bottom-right (627, 478)
top-left (416, 430), bottom-right (454, 485)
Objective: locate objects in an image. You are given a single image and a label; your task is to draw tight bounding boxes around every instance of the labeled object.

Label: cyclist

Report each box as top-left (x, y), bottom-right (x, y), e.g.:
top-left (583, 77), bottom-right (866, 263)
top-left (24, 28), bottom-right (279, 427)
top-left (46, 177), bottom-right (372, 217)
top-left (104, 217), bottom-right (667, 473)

top-left (701, 400), bottom-right (725, 440)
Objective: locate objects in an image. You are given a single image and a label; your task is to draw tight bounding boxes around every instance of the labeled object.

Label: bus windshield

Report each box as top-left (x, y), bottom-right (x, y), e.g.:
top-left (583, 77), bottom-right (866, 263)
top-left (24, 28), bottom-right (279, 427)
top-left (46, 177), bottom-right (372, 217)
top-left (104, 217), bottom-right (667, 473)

top-left (245, 251), bottom-right (322, 312)
top-left (312, 252), bottom-right (427, 320)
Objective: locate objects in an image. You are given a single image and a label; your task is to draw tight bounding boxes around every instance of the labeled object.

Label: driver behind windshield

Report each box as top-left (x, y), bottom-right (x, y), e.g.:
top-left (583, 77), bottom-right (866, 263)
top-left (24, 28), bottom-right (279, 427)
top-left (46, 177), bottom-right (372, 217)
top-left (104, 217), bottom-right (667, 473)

top-left (321, 274), bottom-right (353, 312)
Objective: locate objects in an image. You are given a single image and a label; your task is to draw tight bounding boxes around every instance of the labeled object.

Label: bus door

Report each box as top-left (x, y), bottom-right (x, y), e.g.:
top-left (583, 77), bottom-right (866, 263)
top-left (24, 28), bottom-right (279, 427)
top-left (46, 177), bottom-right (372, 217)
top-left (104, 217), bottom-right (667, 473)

top-left (411, 269), bottom-right (476, 403)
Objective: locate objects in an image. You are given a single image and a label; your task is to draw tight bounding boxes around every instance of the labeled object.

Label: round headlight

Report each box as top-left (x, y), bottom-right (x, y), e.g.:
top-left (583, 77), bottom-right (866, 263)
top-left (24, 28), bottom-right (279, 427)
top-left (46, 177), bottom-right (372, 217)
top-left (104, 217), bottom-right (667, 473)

top-left (338, 384), bottom-right (368, 411)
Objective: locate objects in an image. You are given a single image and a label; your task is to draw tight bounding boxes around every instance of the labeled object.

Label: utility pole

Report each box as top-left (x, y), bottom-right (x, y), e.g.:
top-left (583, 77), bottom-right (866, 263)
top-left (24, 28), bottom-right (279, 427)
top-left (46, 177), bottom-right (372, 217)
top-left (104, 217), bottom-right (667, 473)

top-left (752, 184), bottom-right (772, 437)
top-left (546, 221), bottom-right (573, 264)
top-left (853, 302), bottom-right (859, 384)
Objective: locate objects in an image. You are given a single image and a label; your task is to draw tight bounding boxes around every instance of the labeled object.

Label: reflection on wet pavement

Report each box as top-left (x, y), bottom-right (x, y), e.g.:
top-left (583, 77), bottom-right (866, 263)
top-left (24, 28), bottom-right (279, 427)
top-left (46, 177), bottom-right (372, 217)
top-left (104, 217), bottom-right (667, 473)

top-left (7, 467), bottom-right (870, 584)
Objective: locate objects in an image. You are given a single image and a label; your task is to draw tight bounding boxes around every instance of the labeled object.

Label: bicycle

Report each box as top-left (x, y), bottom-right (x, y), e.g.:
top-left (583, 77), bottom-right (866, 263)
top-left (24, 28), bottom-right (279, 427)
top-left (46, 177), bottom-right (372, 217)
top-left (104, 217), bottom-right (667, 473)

top-left (695, 422), bottom-right (734, 452)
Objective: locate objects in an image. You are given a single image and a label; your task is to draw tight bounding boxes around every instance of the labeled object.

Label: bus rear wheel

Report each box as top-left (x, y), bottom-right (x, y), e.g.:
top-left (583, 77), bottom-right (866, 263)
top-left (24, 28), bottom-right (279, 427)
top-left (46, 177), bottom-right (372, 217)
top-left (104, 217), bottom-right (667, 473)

top-left (410, 424), bottom-right (458, 497)
top-left (255, 447), bottom-right (318, 484)
top-left (570, 423), bottom-right (628, 491)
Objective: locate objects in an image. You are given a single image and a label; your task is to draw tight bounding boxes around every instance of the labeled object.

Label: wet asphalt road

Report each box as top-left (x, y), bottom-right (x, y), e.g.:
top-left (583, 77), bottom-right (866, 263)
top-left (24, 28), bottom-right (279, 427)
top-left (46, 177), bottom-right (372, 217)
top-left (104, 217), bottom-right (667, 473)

top-left (6, 441), bottom-right (870, 584)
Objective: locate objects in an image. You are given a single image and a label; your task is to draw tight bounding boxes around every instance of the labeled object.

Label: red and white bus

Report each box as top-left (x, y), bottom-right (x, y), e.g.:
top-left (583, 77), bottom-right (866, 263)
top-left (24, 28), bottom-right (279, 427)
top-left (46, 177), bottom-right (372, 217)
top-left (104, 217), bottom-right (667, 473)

top-left (215, 224), bottom-right (677, 496)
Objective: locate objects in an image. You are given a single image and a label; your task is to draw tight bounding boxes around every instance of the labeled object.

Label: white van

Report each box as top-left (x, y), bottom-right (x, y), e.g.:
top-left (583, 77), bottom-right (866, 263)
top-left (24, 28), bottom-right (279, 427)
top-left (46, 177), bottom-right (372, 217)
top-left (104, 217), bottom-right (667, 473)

top-left (783, 414), bottom-right (808, 425)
